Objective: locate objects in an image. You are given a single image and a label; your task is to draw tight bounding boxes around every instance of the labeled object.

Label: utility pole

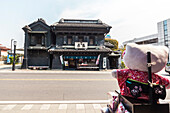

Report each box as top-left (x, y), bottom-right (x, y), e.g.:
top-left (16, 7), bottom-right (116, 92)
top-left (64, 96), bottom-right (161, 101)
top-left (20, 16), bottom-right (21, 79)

top-left (12, 41), bottom-right (17, 71)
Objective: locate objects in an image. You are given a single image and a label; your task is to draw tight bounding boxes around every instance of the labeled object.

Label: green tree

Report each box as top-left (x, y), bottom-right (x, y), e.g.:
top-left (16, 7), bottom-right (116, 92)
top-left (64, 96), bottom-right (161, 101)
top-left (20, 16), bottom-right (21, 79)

top-left (9, 55), bottom-right (19, 64)
top-left (105, 38), bottom-right (119, 51)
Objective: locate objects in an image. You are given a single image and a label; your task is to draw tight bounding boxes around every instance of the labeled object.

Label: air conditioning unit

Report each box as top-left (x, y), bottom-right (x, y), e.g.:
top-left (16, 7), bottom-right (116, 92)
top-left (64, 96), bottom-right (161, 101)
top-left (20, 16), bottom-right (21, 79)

top-left (75, 42), bottom-right (88, 49)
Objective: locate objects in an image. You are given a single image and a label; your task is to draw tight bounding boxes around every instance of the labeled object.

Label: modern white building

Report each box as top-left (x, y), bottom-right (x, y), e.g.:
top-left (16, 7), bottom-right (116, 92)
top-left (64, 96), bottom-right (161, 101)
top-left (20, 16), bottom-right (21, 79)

top-left (157, 19), bottom-right (170, 47)
top-left (123, 18), bottom-right (170, 47)
top-left (123, 18), bottom-right (170, 61)
top-left (157, 19), bottom-right (170, 61)
top-left (123, 34), bottom-right (158, 46)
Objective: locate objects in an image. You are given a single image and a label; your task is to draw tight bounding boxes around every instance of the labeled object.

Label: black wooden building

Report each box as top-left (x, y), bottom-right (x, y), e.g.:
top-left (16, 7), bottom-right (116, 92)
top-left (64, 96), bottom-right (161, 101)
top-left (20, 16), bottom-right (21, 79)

top-left (22, 18), bottom-right (119, 70)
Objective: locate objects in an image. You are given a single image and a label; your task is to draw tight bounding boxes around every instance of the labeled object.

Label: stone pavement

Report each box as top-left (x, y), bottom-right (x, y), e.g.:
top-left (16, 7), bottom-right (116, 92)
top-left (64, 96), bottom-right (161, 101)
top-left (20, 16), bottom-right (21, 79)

top-left (0, 103), bottom-right (106, 113)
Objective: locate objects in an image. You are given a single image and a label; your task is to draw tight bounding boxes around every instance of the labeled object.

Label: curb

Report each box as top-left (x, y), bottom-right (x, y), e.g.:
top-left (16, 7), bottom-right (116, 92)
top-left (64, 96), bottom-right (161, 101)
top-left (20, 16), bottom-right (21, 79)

top-left (0, 70), bottom-right (112, 74)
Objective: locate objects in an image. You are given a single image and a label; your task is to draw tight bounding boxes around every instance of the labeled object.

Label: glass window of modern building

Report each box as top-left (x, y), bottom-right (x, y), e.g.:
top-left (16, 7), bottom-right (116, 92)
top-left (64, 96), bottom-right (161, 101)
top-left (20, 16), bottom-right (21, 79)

top-left (164, 20), bottom-right (167, 25)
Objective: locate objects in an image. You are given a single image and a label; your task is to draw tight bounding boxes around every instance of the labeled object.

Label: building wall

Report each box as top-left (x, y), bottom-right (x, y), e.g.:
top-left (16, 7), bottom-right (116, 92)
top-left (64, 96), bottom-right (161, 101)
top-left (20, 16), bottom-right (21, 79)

top-left (123, 18), bottom-right (170, 62)
top-left (123, 34), bottom-right (158, 46)
top-left (157, 18), bottom-right (170, 61)
top-left (55, 34), bottom-right (105, 47)
top-left (157, 19), bottom-right (170, 46)
top-left (52, 54), bottom-right (63, 69)
top-left (157, 21), bottom-right (164, 46)
top-left (27, 50), bottom-right (49, 66)
top-left (1, 50), bottom-right (8, 56)
top-left (23, 18), bottom-right (113, 70)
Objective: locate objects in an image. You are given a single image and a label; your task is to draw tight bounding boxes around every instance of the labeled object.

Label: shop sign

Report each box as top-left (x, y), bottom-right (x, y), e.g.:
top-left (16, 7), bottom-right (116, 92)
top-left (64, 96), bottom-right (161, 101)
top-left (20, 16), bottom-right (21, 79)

top-left (60, 55), bottom-right (64, 65)
top-left (103, 57), bottom-right (107, 68)
top-left (64, 56), bottom-right (97, 59)
top-left (96, 54), bottom-right (101, 65)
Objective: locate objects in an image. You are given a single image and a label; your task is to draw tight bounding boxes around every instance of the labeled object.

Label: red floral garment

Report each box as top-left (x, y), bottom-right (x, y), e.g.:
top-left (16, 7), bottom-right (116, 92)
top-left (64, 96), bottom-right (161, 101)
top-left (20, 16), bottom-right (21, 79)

top-left (117, 69), bottom-right (170, 100)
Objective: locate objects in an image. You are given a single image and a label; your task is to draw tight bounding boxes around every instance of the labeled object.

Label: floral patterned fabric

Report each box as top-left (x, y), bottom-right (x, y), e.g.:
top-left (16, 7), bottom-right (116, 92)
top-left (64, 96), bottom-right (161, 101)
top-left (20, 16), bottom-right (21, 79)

top-left (117, 69), bottom-right (170, 100)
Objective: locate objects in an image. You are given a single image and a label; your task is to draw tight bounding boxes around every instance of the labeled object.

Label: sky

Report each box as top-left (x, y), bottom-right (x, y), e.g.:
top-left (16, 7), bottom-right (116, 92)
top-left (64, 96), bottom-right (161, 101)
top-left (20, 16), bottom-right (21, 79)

top-left (0, 0), bottom-right (170, 48)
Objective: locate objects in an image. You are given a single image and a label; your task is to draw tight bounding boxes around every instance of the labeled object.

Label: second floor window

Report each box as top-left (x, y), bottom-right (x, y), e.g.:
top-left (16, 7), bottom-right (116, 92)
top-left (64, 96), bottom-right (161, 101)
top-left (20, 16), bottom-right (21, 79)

top-left (68, 37), bottom-right (72, 45)
top-left (79, 37), bottom-right (83, 42)
top-left (30, 34), bottom-right (45, 46)
top-left (90, 38), bottom-right (94, 45)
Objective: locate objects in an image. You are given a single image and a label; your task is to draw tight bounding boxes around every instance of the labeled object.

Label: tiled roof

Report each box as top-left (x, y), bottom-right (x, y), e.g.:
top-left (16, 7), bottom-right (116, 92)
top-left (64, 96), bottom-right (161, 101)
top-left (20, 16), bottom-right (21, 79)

top-left (0, 45), bottom-right (10, 51)
top-left (52, 23), bottom-right (111, 28)
top-left (28, 18), bottom-right (49, 27)
top-left (52, 19), bottom-right (112, 28)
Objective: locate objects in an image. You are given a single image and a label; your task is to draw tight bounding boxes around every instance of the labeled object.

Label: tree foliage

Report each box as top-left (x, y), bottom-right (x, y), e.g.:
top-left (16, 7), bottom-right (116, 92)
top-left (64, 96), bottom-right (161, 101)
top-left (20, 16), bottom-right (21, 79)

top-left (105, 38), bottom-right (119, 51)
top-left (9, 55), bottom-right (19, 64)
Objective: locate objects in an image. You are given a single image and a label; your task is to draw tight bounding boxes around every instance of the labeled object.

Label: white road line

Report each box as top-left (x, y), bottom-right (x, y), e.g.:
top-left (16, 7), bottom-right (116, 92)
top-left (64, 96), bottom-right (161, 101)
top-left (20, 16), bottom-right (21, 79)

top-left (21, 104), bottom-right (33, 110)
top-left (93, 104), bottom-right (101, 109)
top-left (76, 104), bottom-right (85, 109)
top-left (2, 104), bottom-right (16, 110)
top-left (40, 104), bottom-right (51, 110)
top-left (58, 104), bottom-right (67, 109)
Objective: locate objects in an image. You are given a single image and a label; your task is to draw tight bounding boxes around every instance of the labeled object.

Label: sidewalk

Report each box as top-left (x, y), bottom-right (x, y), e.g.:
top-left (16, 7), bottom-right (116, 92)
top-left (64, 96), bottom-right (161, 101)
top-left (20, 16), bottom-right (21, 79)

top-left (0, 103), bottom-right (106, 113)
top-left (0, 64), bottom-right (112, 74)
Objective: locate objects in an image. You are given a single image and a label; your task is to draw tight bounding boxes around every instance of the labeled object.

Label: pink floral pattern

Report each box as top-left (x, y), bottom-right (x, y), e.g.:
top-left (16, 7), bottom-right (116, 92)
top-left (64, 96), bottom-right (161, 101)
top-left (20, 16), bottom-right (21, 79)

top-left (117, 69), bottom-right (170, 100)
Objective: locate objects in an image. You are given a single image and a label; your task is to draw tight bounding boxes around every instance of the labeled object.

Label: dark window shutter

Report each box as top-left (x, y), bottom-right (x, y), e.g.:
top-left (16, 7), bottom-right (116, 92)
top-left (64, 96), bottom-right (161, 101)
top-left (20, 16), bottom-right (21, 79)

top-left (42, 36), bottom-right (45, 46)
top-left (75, 36), bottom-right (78, 42)
top-left (95, 36), bottom-right (98, 45)
top-left (31, 35), bottom-right (36, 46)
top-left (84, 36), bottom-right (87, 42)
top-left (72, 36), bottom-right (75, 44)
top-left (86, 36), bottom-right (89, 42)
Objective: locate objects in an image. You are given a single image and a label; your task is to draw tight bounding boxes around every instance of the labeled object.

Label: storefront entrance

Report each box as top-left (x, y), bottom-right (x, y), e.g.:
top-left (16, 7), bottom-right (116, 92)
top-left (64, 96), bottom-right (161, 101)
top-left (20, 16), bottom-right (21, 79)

top-left (63, 56), bottom-right (99, 70)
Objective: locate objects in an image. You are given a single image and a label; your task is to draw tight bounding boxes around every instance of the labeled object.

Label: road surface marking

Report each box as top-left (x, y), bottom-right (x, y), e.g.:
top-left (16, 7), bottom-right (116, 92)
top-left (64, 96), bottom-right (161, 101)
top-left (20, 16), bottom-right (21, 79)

top-left (93, 104), bottom-right (101, 109)
top-left (58, 104), bottom-right (67, 109)
top-left (0, 79), bottom-right (113, 81)
top-left (21, 104), bottom-right (33, 110)
top-left (40, 104), bottom-right (51, 110)
top-left (0, 104), bottom-right (107, 111)
top-left (2, 104), bottom-right (16, 110)
top-left (76, 104), bottom-right (85, 109)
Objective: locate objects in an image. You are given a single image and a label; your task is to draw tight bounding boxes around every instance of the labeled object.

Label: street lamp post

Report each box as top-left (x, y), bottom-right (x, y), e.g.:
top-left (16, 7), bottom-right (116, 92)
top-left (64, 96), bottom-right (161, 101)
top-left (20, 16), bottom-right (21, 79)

top-left (12, 41), bottom-right (17, 71)
top-left (11, 39), bottom-right (14, 54)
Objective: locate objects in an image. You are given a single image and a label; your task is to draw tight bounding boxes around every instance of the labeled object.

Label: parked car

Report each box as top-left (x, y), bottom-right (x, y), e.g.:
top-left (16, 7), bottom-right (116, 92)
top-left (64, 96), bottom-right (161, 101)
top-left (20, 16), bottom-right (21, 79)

top-left (165, 62), bottom-right (170, 74)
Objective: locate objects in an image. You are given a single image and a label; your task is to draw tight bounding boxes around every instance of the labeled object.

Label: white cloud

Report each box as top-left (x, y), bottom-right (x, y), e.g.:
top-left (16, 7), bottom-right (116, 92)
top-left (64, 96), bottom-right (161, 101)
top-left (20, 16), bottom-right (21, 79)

top-left (58, 0), bottom-right (170, 45)
top-left (1, 0), bottom-right (170, 48)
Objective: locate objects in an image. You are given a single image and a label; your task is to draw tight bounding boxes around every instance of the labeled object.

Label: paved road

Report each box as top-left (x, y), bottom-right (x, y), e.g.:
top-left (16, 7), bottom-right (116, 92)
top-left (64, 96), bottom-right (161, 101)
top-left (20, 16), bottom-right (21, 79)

top-left (0, 72), bottom-right (119, 101)
top-left (0, 65), bottom-right (170, 112)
